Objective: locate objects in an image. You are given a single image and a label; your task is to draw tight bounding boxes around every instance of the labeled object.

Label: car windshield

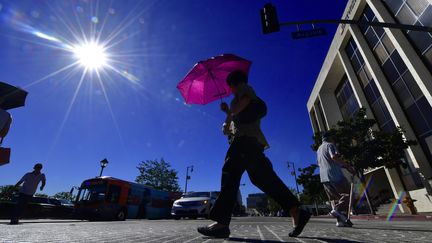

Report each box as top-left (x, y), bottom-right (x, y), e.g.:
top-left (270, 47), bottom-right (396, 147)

top-left (59, 199), bottom-right (73, 205)
top-left (77, 183), bottom-right (107, 202)
top-left (183, 192), bottom-right (210, 198)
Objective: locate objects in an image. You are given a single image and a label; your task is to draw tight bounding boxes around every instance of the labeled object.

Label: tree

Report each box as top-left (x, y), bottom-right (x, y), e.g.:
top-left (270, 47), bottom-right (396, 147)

top-left (267, 187), bottom-right (297, 215)
top-left (53, 192), bottom-right (75, 201)
top-left (311, 108), bottom-right (416, 214)
top-left (297, 164), bottom-right (327, 215)
top-left (136, 158), bottom-right (181, 192)
top-left (267, 197), bottom-right (282, 214)
top-left (0, 185), bottom-right (16, 201)
top-left (312, 108), bottom-right (416, 173)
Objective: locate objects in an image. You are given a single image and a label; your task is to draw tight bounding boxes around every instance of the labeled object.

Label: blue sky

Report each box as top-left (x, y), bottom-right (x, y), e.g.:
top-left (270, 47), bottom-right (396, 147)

top-left (0, 0), bottom-right (347, 202)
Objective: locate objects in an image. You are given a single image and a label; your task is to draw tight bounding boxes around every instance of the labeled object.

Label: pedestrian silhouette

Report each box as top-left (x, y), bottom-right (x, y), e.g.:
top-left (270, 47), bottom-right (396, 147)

top-left (317, 132), bottom-right (354, 227)
top-left (10, 163), bottom-right (46, 225)
top-left (197, 70), bottom-right (310, 238)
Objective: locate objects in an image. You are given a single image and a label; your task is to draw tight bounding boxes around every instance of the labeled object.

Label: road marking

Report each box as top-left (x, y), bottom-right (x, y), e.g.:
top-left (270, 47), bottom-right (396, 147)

top-left (182, 236), bottom-right (202, 243)
top-left (294, 238), bottom-right (307, 243)
top-left (257, 225), bottom-right (265, 241)
top-left (264, 225), bottom-right (283, 242)
top-left (145, 235), bottom-right (173, 242)
top-left (164, 235), bottom-right (189, 243)
top-left (202, 239), bottom-right (212, 243)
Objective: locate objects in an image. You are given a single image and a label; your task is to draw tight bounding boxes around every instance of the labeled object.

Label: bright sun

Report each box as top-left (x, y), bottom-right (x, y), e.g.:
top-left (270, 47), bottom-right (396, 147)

top-left (73, 42), bottom-right (108, 70)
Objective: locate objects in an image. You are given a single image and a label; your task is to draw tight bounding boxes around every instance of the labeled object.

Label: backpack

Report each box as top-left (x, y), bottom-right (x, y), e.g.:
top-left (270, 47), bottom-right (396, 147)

top-left (235, 97), bottom-right (267, 124)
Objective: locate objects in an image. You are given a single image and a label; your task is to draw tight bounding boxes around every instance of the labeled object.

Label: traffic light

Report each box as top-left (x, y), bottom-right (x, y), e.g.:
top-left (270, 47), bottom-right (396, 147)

top-left (260, 3), bottom-right (280, 34)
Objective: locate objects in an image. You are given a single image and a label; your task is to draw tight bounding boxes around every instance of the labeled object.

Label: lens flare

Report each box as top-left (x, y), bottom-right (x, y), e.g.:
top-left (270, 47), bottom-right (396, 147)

top-left (354, 175), bottom-right (374, 210)
top-left (386, 191), bottom-right (405, 222)
top-left (72, 42), bottom-right (108, 70)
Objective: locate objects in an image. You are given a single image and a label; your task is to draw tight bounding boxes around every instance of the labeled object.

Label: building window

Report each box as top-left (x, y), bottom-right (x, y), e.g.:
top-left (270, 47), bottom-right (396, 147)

top-left (382, 0), bottom-right (432, 71)
top-left (315, 100), bottom-right (327, 131)
top-left (310, 110), bottom-right (320, 133)
top-left (335, 76), bottom-right (360, 120)
top-left (360, 5), bottom-right (432, 163)
top-left (345, 38), bottom-right (396, 132)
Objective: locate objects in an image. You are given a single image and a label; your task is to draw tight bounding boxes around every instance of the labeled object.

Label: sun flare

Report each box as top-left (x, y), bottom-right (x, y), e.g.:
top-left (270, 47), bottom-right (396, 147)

top-left (72, 42), bottom-right (108, 70)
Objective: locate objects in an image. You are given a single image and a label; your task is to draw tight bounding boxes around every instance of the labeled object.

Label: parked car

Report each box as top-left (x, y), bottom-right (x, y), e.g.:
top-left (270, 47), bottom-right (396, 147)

top-left (171, 191), bottom-right (219, 219)
top-left (0, 195), bottom-right (74, 219)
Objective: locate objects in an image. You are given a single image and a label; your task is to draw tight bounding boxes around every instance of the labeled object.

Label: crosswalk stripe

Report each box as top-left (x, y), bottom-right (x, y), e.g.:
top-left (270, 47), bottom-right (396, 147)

top-left (264, 225), bottom-right (283, 242)
top-left (257, 225), bottom-right (265, 241)
top-left (182, 236), bottom-right (202, 243)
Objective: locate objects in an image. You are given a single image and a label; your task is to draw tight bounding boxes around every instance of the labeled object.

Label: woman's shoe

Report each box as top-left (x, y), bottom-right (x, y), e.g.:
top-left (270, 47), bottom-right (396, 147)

top-left (288, 209), bottom-right (311, 237)
top-left (197, 226), bottom-right (230, 238)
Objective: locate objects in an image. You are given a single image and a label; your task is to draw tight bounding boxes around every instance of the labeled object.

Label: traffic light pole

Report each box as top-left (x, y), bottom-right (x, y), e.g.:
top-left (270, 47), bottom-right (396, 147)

top-left (260, 3), bottom-right (432, 35)
top-left (279, 19), bottom-right (432, 33)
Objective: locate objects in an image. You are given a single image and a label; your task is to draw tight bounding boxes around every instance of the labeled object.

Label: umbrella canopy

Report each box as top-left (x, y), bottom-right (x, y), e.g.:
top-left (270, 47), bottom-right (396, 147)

top-left (0, 82), bottom-right (28, 110)
top-left (177, 54), bottom-right (252, 105)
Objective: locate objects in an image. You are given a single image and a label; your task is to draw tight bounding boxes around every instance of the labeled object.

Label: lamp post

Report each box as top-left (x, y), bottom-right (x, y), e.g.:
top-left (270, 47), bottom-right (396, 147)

top-left (287, 161), bottom-right (300, 199)
top-left (99, 158), bottom-right (109, 177)
top-left (184, 165), bottom-right (194, 194)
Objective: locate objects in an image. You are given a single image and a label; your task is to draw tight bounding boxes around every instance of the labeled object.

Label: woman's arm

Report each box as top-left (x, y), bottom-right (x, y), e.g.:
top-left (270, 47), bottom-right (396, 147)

top-left (230, 96), bottom-right (251, 115)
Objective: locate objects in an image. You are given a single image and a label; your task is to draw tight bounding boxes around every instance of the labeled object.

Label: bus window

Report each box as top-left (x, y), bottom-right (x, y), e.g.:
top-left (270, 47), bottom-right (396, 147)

top-left (78, 184), bottom-right (106, 202)
top-left (107, 185), bottom-right (121, 203)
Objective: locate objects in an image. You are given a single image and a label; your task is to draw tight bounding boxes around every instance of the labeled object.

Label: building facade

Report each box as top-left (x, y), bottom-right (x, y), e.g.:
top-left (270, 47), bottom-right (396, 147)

top-left (307, 0), bottom-right (432, 212)
top-left (246, 193), bottom-right (268, 210)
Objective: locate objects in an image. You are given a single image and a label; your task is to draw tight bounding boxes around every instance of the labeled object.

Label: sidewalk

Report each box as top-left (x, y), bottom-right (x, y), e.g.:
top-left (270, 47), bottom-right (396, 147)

top-left (316, 213), bottom-right (432, 221)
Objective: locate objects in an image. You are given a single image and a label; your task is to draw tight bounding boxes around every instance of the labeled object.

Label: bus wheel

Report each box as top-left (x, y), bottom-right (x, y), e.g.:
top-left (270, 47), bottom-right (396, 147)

top-left (116, 209), bottom-right (127, 221)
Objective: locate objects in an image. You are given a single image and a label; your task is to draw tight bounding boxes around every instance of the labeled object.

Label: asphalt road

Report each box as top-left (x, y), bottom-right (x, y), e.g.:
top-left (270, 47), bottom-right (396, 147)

top-left (1, 217), bottom-right (431, 243)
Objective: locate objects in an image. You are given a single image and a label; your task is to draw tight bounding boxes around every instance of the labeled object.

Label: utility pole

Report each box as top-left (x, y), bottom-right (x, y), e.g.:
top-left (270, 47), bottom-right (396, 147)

top-left (287, 161), bottom-right (300, 199)
top-left (184, 165), bottom-right (194, 194)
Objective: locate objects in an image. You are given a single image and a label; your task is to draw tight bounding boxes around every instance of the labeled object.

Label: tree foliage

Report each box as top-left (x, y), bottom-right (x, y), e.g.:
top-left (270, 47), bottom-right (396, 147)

top-left (53, 192), bottom-right (75, 201)
top-left (136, 158), bottom-right (181, 192)
top-left (0, 185), bottom-right (16, 201)
top-left (297, 165), bottom-right (327, 204)
top-left (267, 197), bottom-right (282, 214)
top-left (312, 108), bottom-right (416, 173)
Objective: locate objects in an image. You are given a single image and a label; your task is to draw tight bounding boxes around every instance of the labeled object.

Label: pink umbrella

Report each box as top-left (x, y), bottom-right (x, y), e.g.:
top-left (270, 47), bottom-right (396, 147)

top-left (177, 54), bottom-right (252, 105)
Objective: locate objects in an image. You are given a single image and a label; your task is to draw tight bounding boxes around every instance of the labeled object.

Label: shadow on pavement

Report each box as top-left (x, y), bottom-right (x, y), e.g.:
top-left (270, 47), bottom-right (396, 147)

top-left (228, 237), bottom-right (363, 243)
top-left (300, 237), bottom-right (363, 243)
top-left (1, 220), bottom-right (85, 225)
top-left (227, 238), bottom-right (287, 243)
top-left (354, 226), bottom-right (432, 233)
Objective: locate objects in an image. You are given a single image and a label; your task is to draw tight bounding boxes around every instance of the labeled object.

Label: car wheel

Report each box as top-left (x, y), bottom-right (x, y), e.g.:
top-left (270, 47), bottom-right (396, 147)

top-left (116, 209), bottom-right (126, 221)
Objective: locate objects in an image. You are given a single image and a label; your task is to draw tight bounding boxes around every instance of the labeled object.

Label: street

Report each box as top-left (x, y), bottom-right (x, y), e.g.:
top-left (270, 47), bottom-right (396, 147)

top-left (1, 217), bottom-right (431, 243)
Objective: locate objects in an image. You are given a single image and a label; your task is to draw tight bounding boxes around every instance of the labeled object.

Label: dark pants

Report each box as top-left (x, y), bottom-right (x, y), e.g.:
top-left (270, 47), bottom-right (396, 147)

top-left (210, 137), bottom-right (300, 225)
top-left (11, 193), bottom-right (32, 222)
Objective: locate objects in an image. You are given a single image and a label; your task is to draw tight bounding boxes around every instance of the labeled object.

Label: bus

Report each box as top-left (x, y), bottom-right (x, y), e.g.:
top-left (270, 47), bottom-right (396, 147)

top-left (73, 177), bottom-right (181, 221)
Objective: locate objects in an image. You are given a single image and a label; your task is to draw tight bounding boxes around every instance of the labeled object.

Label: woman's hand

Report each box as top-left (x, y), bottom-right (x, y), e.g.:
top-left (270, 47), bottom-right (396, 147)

top-left (222, 123), bottom-right (231, 135)
top-left (220, 102), bottom-right (230, 114)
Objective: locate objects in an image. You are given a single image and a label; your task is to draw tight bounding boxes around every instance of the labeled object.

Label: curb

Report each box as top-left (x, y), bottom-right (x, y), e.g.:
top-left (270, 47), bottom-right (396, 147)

top-left (315, 214), bottom-right (432, 221)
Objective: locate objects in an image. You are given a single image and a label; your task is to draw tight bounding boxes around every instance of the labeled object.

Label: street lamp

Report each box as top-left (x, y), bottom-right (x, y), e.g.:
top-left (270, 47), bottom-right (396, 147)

top-left (184, 165), bottom-right (194, 194)
top-left (99, 158), bottom-right (109, 177)
top-left (287, 161), bottom-right (300, 199)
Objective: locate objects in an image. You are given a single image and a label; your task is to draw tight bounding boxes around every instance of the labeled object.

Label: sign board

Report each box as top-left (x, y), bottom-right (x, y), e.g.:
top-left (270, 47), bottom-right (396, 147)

top-left (291, 28), bottom-right (328, 39)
